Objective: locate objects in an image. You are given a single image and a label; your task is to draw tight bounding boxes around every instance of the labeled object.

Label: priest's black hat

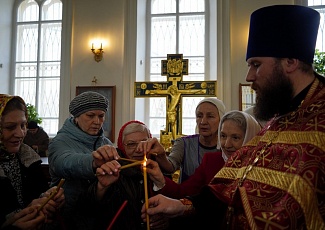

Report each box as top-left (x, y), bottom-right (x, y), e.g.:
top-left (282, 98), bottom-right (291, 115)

top-left (246, 5), bottom-right (320, 64)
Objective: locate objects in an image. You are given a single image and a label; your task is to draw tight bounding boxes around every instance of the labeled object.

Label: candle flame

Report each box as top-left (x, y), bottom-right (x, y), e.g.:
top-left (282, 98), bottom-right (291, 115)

top-left (143, 156), bottom-right (147, 167)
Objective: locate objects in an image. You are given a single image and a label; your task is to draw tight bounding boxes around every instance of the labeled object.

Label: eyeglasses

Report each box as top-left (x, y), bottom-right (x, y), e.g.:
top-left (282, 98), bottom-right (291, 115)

top-left (124, 142), bottom-right (140, 149)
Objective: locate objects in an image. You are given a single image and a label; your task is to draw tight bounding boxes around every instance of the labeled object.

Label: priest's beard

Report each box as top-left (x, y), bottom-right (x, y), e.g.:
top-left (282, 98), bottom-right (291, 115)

top-left (254, 63), bottom-right (294, 122)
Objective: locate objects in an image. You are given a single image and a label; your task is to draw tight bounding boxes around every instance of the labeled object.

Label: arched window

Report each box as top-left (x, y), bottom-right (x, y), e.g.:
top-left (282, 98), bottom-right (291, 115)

top-left (12, 0), bottom-right (62, 137)
top-left (135, 0), bottom-right (216, 138)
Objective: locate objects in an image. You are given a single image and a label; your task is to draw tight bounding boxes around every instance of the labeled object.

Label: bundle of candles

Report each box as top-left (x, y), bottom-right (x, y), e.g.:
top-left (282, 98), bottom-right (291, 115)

top-left (98, 157), bottom-right (151, 230)
top-left (119, 157), bottom-right (144, 170)
top-left (95, 157), bottom-right (147, 172)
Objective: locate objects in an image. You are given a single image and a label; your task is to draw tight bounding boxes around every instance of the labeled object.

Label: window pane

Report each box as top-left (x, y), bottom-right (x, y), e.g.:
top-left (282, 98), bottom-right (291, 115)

top-left (16, 24), bottom-right (38, 62)
top-left (150, 98), bottom-right (166, 117)
top-left (316, 10), bottom-right (325, 51)
top-left (38, 78), bottom-right (60, 117)
top-left (146, 0), bottom-right (206, 138)
top-left (182, 118), bottom-right (197, 135)
top-left (40, 23), bottom-right (62, 61)
top-left (18, 0), bottom-right (39, 22)
top-left (41, 119), bottom-right (58, 136)
top-left (39, 62), bottom-right (60, 77)
top-left (38, 78), bottom-right (60, 136)
top-left (187, 57), bottom-right (204, 74)
top-left (179, 15), bottom-right (205, 56)
top-left (149, 118), bottom-right (167, 136)
top-left (42, 0), bottom-right (62, 20)
top-left (179, 0), bottom-right (205, 13)
top-left (150, 74), bottom-right (167, 82)
top-left (308, 0), bottom-right (325, 5)
top-left (15, 78), bottom-right (36, 105)
top-left (150, 58), bottom-right (163, 74)
top-left (182, 97), bottom-right (202, 116)
top-left (151, 0), bottom-right (176, 14)
top-left (182, 73), bottom-right (205, 81)
top-left (14, 0), bottom-right (62, 137)
top-left (15, 63), bottom-right (37, 77)
top-left (308, 1), bottom-right (325, 51)
top-left (182, 97), bottom-right (203, 135)
top-left (151, 17), bottom-right (176, 56)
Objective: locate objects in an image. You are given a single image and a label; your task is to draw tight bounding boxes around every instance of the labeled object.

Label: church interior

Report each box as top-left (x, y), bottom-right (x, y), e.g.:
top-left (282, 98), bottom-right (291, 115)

top-left (0, 0), bottom-right (310, 143)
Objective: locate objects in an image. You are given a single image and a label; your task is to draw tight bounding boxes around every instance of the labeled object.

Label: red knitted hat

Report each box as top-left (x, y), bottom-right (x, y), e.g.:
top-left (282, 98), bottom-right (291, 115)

top-left (117, 120), bottom-right (152, 157)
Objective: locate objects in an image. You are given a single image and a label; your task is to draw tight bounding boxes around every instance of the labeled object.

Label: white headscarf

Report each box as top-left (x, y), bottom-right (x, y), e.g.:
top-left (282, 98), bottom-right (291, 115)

top-left (218, 110), bottom-right (261, 162)
top-left (195, 97), bottom-right (226, 133)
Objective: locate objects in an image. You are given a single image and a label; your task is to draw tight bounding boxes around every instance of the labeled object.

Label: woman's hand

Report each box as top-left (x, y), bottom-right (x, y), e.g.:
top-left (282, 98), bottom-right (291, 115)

top-left (141, 194), bottom-right (186, 220)
top-left (92, 145), bottom-right (119, 168)
top-left (30, 184), bottom-right (65, 223)
top-left (136, 138), bottom-right (166, 159)
top-left (149, 213), bottom-right (170, 230)
top-left (145, 159), bottom-right (166, 190)
top-left (3, 207), bottom-right (45, 230)
top-left (95, 160), bottom-right (121, 199)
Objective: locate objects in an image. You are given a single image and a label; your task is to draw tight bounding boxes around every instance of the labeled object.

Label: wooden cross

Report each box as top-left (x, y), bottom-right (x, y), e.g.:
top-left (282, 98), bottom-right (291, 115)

top-left (134, 54), bottom-right (217, 147)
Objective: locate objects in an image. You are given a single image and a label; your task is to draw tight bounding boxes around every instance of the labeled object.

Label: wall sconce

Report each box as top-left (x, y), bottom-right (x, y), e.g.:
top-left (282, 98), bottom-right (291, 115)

top-left (91, 43), bottom-right (104, 62)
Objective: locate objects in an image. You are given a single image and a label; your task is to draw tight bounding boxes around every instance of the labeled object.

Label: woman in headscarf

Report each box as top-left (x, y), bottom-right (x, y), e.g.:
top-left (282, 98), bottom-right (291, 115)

top-left (145, 110), bottom-right (261, 199)
top-left (140, 97), bottom-right (226, 183)
top-left (0, 94), bottom-right (64, 229)
top-left (78, 120), bottom-right (168, 230)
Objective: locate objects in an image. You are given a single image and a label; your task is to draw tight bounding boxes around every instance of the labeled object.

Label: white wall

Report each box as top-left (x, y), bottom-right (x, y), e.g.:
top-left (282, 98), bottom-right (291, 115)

top-left (0, 0), bottom-right (14, 93)
top-left (68, 0), bottom-right (126, 143)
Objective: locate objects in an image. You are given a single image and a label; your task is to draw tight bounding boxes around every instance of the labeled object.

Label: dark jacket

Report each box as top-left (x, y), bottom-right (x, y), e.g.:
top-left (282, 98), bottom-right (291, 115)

top-left (76, 149), bottom-right (150, 230)
top-left (23, 126), bottom-right (49, 157)
top-left (0, 144), bottom-right (49, 227)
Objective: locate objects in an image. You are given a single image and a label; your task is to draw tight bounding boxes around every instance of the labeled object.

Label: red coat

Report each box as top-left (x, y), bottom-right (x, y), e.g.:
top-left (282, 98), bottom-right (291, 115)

top-left (158, 151), bottom-right (224, 199)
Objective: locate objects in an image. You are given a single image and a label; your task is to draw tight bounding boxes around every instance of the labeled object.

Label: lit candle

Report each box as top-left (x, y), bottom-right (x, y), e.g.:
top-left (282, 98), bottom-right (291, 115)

top-left (143, 159), bottom-right (150, 230)
top-left (92, 43), bottom-right (94, 49)
top-left (100, 43), bottom-right (102, 49)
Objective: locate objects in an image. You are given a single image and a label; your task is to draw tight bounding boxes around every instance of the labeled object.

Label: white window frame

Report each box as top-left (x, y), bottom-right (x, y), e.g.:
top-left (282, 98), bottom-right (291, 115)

top-left (10, 0), bottom-right (72, 137)
top-left (135, 0), bottom-right (217, 138)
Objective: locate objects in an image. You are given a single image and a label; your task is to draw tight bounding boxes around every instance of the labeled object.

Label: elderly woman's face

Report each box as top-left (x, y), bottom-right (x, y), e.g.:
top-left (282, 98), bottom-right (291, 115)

top-left (196, 102), bottom-right (220, 137)
top-left (1, 109), bottom-right (27, 153)
top-left (123, 131), bottom-right (149, 161)
top-left (219, 119), bottom-right (245, 159)
top-left (75, 110), bottom-right (105, 135)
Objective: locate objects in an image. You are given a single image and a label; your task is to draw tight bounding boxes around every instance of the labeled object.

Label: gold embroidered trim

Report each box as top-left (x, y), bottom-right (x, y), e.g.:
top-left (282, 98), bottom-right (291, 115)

top-left (214, 166), bottom-right (238, 180)
top-left (247, 167), bottom-right (324, 230)
top-left (243, 135), bottom-right (261, 146)
top-left (262, 130), bottom-right (325, 147)
top-left (216, 167), bottom-right (324, 230)
top-left (239, 187), bottom-right (258, 230)
top-left (244, 130), bottom-right (325, 149)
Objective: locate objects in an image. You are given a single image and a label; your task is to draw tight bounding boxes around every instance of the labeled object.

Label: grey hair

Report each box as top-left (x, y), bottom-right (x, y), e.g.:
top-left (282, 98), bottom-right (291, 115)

top-left (220, 111), bottom-right (247, 134)
top-left (122, 122), bottom-right (151, 142)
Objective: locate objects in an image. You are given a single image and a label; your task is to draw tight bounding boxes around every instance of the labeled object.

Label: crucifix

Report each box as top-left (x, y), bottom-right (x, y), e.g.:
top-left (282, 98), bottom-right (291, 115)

top-left (134, 54), bottom-right (217, 149)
